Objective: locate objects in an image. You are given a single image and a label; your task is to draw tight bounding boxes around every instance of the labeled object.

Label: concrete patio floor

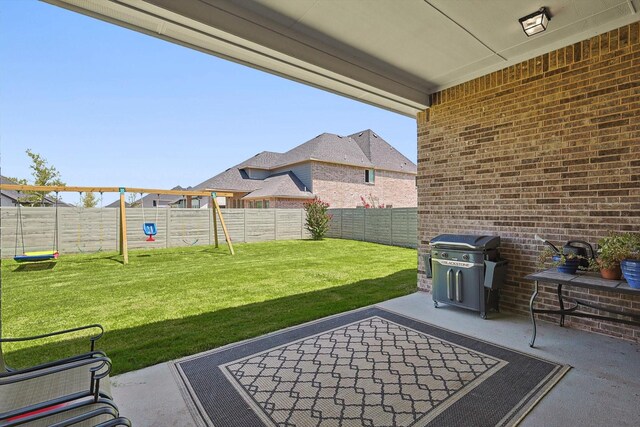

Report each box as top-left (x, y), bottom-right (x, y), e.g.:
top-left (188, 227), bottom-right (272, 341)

top-left (111, 291), bottom-right (640, 426)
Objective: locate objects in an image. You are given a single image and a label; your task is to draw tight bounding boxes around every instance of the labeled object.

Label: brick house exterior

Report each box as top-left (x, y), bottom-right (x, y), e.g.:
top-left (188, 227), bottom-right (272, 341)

top-left (312, 163), bottom-right (417, 208)
top-left (197, 129), bottom-right (417, 209)
top-left (417, 23), bottom-right (640, 342)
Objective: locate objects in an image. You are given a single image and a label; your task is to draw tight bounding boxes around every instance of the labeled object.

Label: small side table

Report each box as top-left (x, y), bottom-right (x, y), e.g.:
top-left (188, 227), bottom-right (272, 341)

top-left (526, 269), bottom-right (640, 347)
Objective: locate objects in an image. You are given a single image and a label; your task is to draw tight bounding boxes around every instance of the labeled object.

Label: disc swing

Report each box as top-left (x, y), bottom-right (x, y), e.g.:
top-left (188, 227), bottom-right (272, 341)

top-left (13, 191), bottom-right (60, 262)
top-left (141, 193), bottom-right (159, 242)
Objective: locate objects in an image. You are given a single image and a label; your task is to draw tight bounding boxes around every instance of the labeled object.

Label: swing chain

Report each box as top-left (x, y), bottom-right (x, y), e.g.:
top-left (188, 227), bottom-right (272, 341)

top-left (53, 191), bottom-right (59, 253)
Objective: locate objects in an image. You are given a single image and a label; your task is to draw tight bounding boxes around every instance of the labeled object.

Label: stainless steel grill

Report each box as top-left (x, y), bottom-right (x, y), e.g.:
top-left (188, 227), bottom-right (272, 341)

top-left (426, 234), bottom-right (508, 319)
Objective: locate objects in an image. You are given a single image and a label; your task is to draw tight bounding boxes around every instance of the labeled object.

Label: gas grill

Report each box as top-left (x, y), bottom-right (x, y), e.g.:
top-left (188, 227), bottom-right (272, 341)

top-left (426, 234), bottom-right (508, 319)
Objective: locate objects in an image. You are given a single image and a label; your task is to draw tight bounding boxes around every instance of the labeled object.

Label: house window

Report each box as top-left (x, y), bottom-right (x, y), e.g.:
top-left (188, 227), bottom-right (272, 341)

top-left (264, 200), bottom-right (270, 208)
top-left (152, 200), bottom-right (157, 207)
top-left (255, 200), bottom-right (263, 208)
top-left (365, 169), bottom-right (375, 183)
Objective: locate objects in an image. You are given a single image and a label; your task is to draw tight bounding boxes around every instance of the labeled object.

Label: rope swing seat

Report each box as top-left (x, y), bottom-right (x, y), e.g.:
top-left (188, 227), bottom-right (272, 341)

top-left (13, 192), bottom-right (61, 263)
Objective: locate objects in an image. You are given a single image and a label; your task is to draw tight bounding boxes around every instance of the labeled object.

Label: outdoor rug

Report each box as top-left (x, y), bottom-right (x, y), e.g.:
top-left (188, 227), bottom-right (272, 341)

top-left (175, 307), bottom-right (569, 427)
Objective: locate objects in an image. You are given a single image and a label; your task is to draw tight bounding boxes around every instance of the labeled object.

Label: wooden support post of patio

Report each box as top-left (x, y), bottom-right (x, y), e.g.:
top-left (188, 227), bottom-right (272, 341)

top-left (212, 194), bottom-right (234, 255)
top-left (119, 188), bottom-right (129, 265)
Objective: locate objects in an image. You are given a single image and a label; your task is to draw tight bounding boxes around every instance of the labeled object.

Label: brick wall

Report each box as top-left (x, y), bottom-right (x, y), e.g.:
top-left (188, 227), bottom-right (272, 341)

top-left (417, 23), bottom-right (640, 342)
top-left (273, 198), bottom-right (311, 209)
top-left (312, 162), bottom-right (417, 208)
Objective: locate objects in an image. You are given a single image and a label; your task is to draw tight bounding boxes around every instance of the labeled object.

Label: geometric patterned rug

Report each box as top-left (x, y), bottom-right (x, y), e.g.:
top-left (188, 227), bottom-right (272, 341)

top-left (175, 308), bottom-right (569, 427)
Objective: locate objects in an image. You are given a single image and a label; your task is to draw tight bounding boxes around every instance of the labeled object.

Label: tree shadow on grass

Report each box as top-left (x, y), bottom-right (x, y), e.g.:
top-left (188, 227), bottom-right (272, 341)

top-left (3, 269), bottom-right (417, 375)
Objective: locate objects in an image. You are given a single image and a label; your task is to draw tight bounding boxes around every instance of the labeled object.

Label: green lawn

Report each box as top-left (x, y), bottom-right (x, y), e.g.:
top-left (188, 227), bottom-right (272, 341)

top-left (1, 239), bottom-right (416, 374)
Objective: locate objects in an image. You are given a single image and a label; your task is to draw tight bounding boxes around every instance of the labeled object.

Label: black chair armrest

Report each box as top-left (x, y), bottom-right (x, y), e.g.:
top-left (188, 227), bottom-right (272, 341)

top-left (0, 324), bottom-right (104, 352)
top-left (0, 351), bottom-right (107, 377)
top-left (49, 406), bottom-right (120, 427)
top-left (0, 355), bottom-right (112, 385)
top-left (0, 356), bottom-right (113, 421)
top-left (94, 417), bottom-right (133, 427)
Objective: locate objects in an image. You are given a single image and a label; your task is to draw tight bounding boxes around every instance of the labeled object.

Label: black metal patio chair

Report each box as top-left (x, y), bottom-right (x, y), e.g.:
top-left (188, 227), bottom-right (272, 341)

top-left (4, 396), bottom-right (131, 427)
top-left (0, 324), bottom-right (114, 422)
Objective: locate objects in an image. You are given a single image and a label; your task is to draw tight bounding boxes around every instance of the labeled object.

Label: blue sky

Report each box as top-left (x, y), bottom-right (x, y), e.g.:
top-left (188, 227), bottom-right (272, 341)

top-left (0, 1), bottom-right (415, 205)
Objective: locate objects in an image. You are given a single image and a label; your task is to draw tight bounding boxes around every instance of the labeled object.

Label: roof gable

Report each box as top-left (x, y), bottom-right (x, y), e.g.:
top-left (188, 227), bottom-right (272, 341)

top-left (348, 130), bottom-right (417, 174)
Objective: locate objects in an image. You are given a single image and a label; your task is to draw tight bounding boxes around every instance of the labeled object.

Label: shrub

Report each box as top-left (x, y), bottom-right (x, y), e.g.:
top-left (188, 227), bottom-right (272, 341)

top-left (304, 198), bottom-right (332, 240)
top-left (360, 194), bottom-right (385, 208)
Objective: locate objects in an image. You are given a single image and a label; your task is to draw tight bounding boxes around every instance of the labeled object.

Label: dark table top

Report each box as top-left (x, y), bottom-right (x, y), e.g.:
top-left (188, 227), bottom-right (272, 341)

top-left (525, 269), bottom-right (640, 295)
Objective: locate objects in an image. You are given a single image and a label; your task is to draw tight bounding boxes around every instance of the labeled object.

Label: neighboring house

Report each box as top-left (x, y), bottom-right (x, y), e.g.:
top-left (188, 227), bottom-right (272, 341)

top-left (195, 129), bottom-right (417, 208)
top-left (0, 175), bottom-right (71, 207)
top-left (104, 186), bottom-right (201, 208)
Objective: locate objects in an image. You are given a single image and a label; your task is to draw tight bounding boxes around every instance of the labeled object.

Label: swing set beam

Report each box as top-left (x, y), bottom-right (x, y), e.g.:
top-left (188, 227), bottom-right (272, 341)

top-left (1, 184), bottom-right (235, 264)
top-left (0, 184), bottom-right (233, 198)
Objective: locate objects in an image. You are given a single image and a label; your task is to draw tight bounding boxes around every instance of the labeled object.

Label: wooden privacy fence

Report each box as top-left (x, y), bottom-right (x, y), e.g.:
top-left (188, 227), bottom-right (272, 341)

top-left (326, 208), bottom-right (418, 248)
top-left (0, 207), bottom-right (311, 257)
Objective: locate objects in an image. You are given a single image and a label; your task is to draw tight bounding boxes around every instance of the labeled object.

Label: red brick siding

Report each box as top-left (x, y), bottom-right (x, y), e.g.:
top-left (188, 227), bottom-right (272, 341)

top-left (273, 198), bottom-right (312, 209)
top-left (312, 162), bottom-right (417, 208)
top-left (417, 23), bottom-right (640, 342)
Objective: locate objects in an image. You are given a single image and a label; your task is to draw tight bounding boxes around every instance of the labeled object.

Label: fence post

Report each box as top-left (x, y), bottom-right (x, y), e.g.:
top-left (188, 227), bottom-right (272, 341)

top-left (363, 209), bottom-right (366, 242)
top-left (274, 209), bottom-right (278, 241)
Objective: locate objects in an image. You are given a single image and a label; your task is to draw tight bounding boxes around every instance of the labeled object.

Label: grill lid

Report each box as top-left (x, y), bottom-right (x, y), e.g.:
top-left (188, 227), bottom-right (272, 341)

top-left (430, 234), bottom-right (500, 250)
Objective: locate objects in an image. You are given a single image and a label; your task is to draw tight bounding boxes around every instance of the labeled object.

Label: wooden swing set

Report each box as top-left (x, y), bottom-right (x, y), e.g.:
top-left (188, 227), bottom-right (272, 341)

top-left (0, 184), bottom-right (235, 264)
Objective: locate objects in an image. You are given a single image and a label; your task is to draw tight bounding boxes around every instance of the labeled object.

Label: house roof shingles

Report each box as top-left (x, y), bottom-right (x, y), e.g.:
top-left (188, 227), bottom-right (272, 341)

top-left (270, 133), bottom-right (373, 170)
top-left (242, 172), bottom-right (313, 199)
top-left (195, 167), bottom-right (262, 193)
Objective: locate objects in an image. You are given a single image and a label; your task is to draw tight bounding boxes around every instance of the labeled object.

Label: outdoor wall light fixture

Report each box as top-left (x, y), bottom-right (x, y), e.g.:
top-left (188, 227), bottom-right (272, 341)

top-left (519, 7), bottom-right (551, 37)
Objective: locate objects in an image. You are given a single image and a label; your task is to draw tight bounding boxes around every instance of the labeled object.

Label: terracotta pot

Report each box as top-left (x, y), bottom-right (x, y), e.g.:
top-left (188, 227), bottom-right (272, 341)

top-left (600, 266), bottom-right (622, 280)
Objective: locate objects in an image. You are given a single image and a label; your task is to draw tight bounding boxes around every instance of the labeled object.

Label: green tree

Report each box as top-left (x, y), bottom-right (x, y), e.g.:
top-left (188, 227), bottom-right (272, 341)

top-left (14, 149), bottom-right (66, 206)
top-left (81, 192), bottom-right (98, 208)
top-left (127, 193), bottom-right (140, 207)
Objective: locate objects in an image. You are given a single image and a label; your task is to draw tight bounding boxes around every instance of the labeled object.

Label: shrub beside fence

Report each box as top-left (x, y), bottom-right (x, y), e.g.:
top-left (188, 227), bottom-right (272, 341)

top-left (327, 208), bottom-right (417, 248)
top-left (0, 207), bottom-right (311, 258)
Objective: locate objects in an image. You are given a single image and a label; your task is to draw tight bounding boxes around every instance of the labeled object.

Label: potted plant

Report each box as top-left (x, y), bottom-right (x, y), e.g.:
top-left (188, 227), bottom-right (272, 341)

top-left (589, 233), bottom-right (629, 280)
top-left (538, 248), bottom-right (583, 275)
top-left (620, 233), bottom-right (640, 288)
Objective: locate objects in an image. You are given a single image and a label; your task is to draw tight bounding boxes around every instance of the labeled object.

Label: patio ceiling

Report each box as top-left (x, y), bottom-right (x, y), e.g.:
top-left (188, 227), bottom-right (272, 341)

top-left (44, 0), bottom-right (639, 116)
